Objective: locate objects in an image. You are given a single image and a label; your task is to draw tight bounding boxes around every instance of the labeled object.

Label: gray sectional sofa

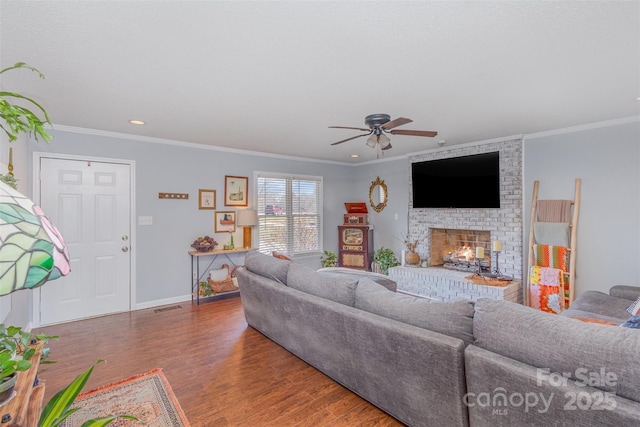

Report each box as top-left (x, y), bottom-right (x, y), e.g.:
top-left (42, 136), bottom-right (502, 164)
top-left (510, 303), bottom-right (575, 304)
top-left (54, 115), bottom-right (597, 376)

top-left (236, 251), bottom-right (640, 426)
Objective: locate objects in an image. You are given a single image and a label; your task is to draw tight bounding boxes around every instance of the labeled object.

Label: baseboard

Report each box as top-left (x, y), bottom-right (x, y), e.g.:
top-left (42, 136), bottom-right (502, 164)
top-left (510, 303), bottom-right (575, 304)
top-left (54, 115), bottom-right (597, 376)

top-left (135, 294), bottom-right (193, 310)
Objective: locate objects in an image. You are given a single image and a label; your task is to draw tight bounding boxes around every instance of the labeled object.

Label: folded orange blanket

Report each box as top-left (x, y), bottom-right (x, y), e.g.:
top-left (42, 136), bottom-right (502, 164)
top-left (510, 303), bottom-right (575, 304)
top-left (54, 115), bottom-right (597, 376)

top-left (533, 244), bottom-right (569, 272)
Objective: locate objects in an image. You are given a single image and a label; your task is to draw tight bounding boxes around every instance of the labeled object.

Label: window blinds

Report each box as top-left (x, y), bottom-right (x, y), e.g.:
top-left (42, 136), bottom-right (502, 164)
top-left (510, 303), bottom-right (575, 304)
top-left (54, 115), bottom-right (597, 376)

top-left (256, 173), bottom-right (323, 256)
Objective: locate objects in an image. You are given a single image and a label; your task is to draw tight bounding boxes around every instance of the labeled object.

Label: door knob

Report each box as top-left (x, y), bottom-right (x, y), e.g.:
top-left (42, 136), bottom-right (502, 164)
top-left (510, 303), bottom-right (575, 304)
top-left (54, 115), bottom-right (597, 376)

top-left (122, 235), bottom-right (129, 241)
top-left (122, 246), bottom-right (129, 252)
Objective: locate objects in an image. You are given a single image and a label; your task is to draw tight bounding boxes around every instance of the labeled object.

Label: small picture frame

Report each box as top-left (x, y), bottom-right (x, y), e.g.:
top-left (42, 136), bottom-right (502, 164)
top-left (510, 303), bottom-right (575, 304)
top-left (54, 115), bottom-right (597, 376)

top-left (224, 175), bottom-right (248, 207)
top-left (198, 189), bottom-right (216, 210)
top-left (214, 211), bottom-right (236, 232)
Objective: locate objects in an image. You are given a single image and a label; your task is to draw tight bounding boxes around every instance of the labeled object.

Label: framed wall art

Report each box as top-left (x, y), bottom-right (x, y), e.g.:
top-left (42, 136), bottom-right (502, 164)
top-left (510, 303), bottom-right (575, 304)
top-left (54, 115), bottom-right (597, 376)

top-left (214, 211), bottom-right (236, 232)
top-left (224, 175), bottom-right (248, 207)
top-left (198, 189), bottom-right (216, 210)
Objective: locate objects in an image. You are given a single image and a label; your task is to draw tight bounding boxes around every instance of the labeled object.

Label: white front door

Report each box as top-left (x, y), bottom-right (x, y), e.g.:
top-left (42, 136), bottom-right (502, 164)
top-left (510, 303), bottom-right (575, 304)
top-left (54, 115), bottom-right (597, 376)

top-left (37, 157), bottom-right (132, 325)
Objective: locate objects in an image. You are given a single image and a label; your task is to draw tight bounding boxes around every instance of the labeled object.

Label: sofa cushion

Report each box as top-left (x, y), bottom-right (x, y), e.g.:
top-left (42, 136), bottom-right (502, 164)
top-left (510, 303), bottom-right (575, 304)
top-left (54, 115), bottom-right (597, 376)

top-left (474, 298), bottom-right (640, 402)
top-left (286, 263), bottom-right (358, 307)
top-left (560, 290), bottom-right (632, 321)
top-left (354, 278), bottom-right (475, 345)
top-left (244, 251), bottom-right (290, 285)
top-left (316, 268), bottom-right (397, 292)
top-left (609, 285), bottom-right (640, 301)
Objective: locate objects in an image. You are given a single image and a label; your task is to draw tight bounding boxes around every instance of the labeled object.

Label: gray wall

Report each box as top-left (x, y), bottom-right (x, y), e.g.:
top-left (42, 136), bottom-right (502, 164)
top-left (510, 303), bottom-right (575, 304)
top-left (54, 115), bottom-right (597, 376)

top-left (524, 120), bottom-right (640, 297)
top-left (28, 130), bottom-right (355, 306)
top-left (352, 157), bottom-right (410, 259)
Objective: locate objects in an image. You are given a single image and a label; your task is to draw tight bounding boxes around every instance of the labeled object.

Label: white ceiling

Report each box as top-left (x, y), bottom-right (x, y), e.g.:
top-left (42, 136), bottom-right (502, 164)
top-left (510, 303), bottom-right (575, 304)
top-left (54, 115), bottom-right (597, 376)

top-left (1, 1), bottom-right (638, 163)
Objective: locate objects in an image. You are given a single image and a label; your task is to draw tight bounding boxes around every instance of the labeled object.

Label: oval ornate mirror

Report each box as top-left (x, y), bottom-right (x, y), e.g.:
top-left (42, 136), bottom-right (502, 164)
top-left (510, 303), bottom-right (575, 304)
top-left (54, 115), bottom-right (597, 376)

top-left (369, 176), bottom-right (388, 213)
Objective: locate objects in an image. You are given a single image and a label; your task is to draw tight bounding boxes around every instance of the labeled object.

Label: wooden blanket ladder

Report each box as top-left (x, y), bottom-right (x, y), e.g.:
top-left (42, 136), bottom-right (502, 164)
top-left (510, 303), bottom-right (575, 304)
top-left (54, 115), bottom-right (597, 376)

top-left (526, 178), bottom-right (581, 309)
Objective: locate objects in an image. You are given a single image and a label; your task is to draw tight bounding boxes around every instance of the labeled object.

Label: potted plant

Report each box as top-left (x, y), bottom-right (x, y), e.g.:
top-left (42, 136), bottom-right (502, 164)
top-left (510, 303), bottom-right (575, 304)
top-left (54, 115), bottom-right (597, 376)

top-left (39, 360), bottom-right (137, 426)
top-left (320, 250), bottom-right (338, 268)
top-left (373, 247), bottom-right (399, 275)
top-left (0, 62), bottom-right (53, 143)
top-left (0, 62), bottom-right (53, 189)
top-left (0, 325), bottom-right (56, 406)
top-left (401, 233), bottom-right (420, 266)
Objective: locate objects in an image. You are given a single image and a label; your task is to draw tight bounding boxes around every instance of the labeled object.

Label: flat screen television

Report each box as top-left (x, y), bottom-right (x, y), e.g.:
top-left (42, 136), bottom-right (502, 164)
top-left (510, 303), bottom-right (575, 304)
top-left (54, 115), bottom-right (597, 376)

top-left (412, 152), bottom-right (500, 208)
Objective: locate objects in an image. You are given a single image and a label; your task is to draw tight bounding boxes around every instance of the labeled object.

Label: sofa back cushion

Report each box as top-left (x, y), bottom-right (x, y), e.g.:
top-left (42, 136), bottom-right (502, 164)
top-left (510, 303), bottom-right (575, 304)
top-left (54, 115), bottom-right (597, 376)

top-left (244, 251), bottom-right (290, 285)
top-left (354, 278), bottom-right (475, 345)
top-left (287, 263), bottom-right (359, 307)
top-left (474, 298), bottom-right (640, 402)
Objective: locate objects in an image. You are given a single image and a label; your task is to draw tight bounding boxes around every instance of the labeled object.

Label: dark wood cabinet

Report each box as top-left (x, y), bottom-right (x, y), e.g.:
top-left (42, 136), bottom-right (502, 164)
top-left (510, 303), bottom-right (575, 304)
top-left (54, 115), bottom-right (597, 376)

top-left (338, 226), bottom-right (373, 270)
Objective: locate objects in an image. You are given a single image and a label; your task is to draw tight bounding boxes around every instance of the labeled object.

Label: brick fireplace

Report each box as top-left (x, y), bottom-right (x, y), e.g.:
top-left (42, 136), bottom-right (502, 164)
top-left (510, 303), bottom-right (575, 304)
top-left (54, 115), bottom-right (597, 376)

top-left (408, 139), bottom-right (523, 279)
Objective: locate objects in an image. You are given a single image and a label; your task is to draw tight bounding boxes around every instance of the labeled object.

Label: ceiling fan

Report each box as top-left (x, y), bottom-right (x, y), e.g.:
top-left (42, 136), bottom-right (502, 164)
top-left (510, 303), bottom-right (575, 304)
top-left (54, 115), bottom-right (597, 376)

top-left (329, 114), bottom-right (437, 150)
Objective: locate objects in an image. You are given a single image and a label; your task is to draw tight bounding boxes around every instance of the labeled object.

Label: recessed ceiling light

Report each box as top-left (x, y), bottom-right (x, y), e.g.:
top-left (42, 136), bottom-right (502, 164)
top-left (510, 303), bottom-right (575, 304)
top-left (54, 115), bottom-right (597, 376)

top-left (350, 154), bottom-right (359, 158)
top-left (636, 96), bottom-right (640, 101)
top-left (129, 119), bottom-right (145, 125)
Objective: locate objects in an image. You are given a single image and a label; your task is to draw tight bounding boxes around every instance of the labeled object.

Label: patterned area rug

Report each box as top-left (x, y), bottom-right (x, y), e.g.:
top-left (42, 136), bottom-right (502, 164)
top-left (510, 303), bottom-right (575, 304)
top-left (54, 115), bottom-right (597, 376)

top-left (60, 368), bottom-right (190, 426)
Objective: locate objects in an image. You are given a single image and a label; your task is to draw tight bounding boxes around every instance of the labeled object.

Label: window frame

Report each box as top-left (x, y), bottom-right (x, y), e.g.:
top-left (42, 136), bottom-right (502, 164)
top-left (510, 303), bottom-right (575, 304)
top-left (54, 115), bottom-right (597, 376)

top-left (254, 171), bottom-right (323, 257)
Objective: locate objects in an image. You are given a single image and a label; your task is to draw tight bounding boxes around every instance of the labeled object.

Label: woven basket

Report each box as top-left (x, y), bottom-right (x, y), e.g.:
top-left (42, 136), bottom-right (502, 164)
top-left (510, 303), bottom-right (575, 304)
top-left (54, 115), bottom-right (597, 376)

top-left (207, 264), bottom-right (238, 293)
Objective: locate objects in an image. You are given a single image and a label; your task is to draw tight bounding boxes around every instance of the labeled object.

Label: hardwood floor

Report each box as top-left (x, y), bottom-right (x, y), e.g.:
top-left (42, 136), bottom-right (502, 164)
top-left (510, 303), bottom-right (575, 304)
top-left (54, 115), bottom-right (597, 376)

top-left (35, 296), bottom-right (404, 426)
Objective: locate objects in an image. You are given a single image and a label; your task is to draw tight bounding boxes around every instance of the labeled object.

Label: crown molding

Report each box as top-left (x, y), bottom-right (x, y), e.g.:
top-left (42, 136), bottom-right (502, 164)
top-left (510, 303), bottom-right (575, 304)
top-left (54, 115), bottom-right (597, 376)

top-left (523, 116), bottom-right (640, 140)
top-left (50, 124), bottom-right (353, 167)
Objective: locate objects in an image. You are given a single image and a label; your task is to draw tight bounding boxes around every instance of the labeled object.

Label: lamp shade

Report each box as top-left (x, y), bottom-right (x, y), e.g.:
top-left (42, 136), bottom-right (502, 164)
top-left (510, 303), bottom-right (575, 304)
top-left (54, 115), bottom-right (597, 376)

top-left (237, 209), bottom-right (258, 226)
top-left (378, 133), bottom-right (391, 149)
top-left (0, 182), bottom-right (70, 296)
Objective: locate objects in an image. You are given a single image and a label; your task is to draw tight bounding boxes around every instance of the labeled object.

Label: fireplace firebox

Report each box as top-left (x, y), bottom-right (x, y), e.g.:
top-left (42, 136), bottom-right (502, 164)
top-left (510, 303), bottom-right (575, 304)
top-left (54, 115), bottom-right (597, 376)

top-left (430, 228), bottom-right (491, 272)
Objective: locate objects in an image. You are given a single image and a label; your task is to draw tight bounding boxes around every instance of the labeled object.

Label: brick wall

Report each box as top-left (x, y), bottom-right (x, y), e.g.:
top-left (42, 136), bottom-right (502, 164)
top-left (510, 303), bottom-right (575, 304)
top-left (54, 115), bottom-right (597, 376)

top-left (408, 139), bottom-right (523, 279)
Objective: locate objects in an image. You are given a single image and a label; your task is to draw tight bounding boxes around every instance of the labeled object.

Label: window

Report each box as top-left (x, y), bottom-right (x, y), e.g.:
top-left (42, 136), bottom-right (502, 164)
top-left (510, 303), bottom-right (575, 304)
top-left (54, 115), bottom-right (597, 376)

top-left (255, 172), bottom-right (323, 257)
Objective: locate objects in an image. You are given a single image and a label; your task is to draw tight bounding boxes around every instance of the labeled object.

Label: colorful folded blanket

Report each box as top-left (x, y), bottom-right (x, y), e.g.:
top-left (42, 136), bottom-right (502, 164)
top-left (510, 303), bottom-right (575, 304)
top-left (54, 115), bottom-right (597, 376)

top-left (533, 244), bottom-right (569, 272)
top-left (529, 265), bottom-right (565, 314)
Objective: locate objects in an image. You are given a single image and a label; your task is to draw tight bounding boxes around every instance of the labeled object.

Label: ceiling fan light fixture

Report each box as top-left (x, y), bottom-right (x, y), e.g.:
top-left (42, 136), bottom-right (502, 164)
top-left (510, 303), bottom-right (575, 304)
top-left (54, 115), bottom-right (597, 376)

top-left (366, 135), bottom-right (377, 148)
top-left (378, 132), bottom-right (391, 149)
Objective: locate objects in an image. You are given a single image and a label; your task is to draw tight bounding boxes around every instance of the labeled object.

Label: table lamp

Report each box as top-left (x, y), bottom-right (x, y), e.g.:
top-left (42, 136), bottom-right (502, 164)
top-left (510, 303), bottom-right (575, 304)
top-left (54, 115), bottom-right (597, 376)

top-left (0, 182), bottom-right (70, 295)
top-left (237, 209), bottom-right (257, 249)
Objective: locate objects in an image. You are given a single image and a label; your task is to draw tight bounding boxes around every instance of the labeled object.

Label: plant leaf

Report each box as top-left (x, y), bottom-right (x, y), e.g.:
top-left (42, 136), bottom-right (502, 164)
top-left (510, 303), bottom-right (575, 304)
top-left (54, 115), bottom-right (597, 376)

top-left (38, 360), bottom-right (103, 427)
top-left (79, 416), bottom-right (116, 427)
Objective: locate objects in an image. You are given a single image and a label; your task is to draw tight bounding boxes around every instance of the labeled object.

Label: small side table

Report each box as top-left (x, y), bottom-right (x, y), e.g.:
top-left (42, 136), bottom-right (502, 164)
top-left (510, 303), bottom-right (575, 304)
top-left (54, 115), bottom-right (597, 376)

top-left (189, 248), bottom-right (256, 304)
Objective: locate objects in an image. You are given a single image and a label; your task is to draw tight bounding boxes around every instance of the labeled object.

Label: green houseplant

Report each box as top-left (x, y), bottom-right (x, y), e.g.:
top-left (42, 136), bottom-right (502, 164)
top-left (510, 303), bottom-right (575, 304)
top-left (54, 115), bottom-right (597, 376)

top-left (0, 62), bottom-right (53, 143)
top-left (373, 247), bottom-right (399, 275)
top-left (38, 360), bottom-right (137, 427)
top-left (320, 250), bottom-right (338, 268)
top-left (0, 325), bottom-right (56, 406)
top-left (0, 62), bottom-right (53, 189)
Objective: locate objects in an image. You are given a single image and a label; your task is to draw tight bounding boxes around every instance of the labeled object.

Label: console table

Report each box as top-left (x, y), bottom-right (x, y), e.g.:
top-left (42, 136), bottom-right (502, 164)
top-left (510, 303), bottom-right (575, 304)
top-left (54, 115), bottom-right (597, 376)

top-left (0, 345), bottom-right (44, 426)
top-left (189, 247), bottom-right (256, 304)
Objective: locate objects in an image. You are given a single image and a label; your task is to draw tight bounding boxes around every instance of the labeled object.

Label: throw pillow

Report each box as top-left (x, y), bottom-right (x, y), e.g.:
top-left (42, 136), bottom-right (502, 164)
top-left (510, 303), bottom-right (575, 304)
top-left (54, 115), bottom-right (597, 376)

top-left (272, 251), bottom-right (292, 261)
top-left (570, 317), bottom-right (617, 326)
top-left (626, 296), bottom-right (640, 315)
top-left (620, 315), bottom-right (640, 329)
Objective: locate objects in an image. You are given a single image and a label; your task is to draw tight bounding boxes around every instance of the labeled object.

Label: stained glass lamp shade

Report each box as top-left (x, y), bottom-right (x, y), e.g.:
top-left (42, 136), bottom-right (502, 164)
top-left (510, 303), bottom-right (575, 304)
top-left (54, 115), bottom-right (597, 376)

top-left (0, 182), bottom-right (70, 296)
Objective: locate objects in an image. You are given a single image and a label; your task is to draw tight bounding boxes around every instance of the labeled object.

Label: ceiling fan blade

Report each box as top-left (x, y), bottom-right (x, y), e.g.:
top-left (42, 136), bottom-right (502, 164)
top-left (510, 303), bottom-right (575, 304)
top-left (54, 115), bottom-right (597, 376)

top-left (330, 133), bottom-right (371, 145)
top-left (381, 117), bottom-right (412, 130)
top-left (389, 129), bottom-right (438, 137)
top-left (328, 126), bottom-right (370, 132)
